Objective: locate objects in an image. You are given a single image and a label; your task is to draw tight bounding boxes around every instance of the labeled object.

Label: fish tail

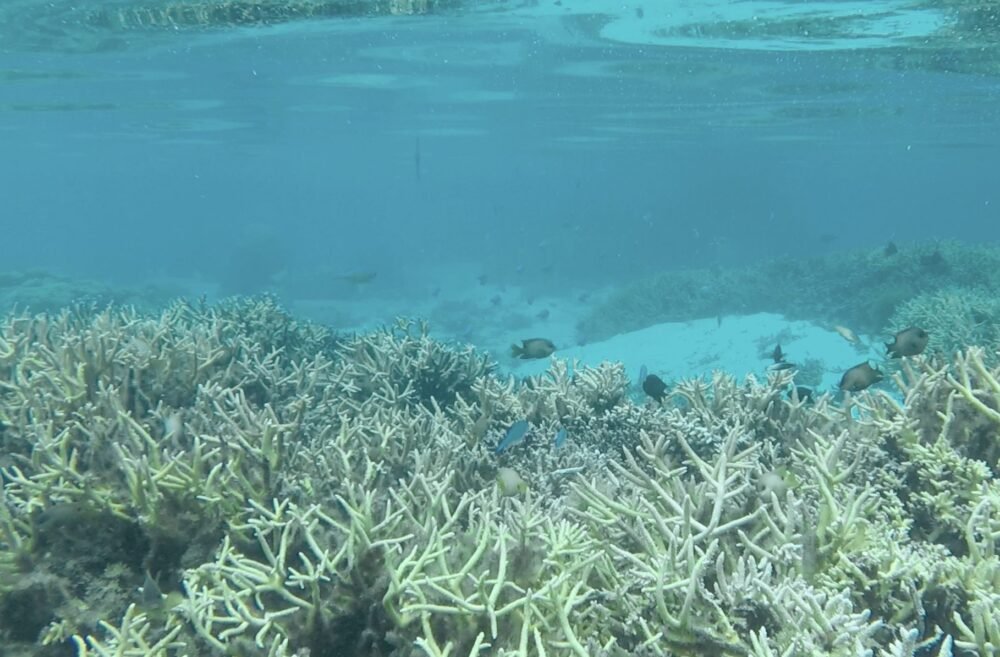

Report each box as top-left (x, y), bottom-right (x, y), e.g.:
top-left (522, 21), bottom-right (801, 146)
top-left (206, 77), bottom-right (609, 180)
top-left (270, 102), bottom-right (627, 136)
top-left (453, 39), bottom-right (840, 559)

top-left (510, 344), bottom-right (523, 358)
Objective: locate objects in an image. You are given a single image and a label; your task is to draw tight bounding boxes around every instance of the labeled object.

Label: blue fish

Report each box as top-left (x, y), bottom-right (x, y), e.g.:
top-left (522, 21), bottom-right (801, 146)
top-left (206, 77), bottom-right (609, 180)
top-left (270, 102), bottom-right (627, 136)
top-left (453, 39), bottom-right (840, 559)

top-left (495, 419), bottom-right (530, 454)
top-left (639, 365), bottom-right (648, 385)
top-left (554, 427), bottom-right (568, 448)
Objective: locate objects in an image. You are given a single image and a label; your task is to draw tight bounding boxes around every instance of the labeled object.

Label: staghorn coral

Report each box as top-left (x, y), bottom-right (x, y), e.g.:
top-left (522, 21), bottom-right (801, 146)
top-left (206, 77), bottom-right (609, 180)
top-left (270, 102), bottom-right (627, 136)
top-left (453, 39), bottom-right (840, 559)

top-left (888, 288), bottom-right (1000, 364)
top-left (2, 297), bottom-right (1000, 657)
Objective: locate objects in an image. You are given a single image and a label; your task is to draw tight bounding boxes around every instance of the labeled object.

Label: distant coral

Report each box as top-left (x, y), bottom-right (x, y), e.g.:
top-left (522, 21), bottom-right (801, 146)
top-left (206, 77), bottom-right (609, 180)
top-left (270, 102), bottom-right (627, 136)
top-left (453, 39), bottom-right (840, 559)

top-left (577, 240), bottom-right (1000, 344)
top-left (0, 269), bottom-right (177, 316)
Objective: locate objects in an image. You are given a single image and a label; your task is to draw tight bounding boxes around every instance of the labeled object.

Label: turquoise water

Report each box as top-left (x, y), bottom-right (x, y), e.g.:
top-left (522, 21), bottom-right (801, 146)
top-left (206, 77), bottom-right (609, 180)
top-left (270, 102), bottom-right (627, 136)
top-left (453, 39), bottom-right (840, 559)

top-left (3, 5), bottom-right (1000, 656)
top-left (1, 0), bottom-right (998, 298)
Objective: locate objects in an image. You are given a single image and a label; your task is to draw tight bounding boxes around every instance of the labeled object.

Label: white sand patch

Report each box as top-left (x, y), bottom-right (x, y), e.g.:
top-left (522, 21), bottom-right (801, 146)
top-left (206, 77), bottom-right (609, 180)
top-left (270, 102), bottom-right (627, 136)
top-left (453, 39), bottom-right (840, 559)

top-left (506, 313), bottom-right (883, 394)
top-left (285, 267), bottom-right (887, 396)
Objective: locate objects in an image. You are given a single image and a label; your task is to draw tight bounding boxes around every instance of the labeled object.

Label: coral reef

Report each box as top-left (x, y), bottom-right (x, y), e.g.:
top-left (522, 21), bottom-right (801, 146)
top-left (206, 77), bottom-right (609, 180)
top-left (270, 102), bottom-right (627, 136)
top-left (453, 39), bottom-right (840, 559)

top-left (888, 287), bottom-right (1000, 363)
top-left (0, 270), bottom-right (178, 318)
top-left (0, 297), bottom-right (998, 657)
top-left (577, 241), bottom-right (1000, 343)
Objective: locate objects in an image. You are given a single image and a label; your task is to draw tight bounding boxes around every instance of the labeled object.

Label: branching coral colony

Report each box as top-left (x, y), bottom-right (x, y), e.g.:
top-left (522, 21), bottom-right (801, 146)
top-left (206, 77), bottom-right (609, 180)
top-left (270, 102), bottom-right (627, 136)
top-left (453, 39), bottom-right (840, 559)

top-left (0, 298), bottom-right (997, 657)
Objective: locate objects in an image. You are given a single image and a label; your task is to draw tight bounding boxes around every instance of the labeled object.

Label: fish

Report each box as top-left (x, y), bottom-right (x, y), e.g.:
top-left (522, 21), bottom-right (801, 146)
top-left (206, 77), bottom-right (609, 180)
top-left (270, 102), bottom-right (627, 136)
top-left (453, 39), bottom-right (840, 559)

top-left (789, 385), bottom-right (814, 403)
top-left (638, 365), bottom-right (648, 385)
top-left (140, 570), bottom-right (165, 607)
top-left (496, 467), bottom-right (528, 496)
top-left (768, 362), bottom-right (797, 372)
top-left (886, 327), bottom-right (929, 358)
top-left (536, 309), bottom-right (550, 320)
top-left (642, 374), bottom-right (667, 402)
top-left (884, 241), bottom-right (898, 256)
top-left (771, 344), bottom-right (785, 363)
top-left (477, 274), bottom-right (489, 286)
top-left (833, 325), bottom-right (860, 344)
top-left (554, 427), bottom-right (568, 448)
top-left (470, 412), bottom-right (491, 442)
top-left (495, 419), bottom-right (530, 453)
top-left (414, 136), bottom-right (421, 181)
top-left (511, 338), bottom-right (556, 359)
top-left (839, 362), bottom-right (883, 392)
top-left (336, 272), bottom-right (377, 285)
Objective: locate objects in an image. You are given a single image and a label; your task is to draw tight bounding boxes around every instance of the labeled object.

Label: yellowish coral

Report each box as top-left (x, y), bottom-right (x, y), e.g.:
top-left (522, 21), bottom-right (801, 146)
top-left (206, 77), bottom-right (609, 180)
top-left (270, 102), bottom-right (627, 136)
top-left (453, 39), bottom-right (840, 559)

top-left (2, 299), bottom-right (1000, 657)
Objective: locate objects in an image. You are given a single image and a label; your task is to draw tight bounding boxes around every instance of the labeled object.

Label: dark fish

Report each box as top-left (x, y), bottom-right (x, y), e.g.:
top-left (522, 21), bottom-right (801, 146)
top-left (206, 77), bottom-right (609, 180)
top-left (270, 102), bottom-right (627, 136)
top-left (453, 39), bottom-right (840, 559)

top-left (768, 362), bottom-right (797, 372)
top-left (884, 241), bottom-right (898, 256)
top-left (414, 136), bottom-right (421, 182)
top-left (495, 419), bottom-right (530, 453)
top-left (511, 338), bottom-right (556, 359)
top-left (642, 374), bottom-right (667, 402)
top-left (886, 327), bottom-right (928, 358)
top-left (336, 272), bottom-right (377, 285)
top-left (789, 385), bottom-right (814, 403)
top-left (839, 362), bottom-right (883, 392)
top-left (771, 344), bottom-right (785, 363)
top-left (141, 570), bottom-right (165, 606)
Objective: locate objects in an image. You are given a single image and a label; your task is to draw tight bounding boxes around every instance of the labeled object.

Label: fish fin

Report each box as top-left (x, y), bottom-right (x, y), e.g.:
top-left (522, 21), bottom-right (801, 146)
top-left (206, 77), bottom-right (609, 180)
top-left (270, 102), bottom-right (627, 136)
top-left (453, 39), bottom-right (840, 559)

top-left (510, 344), bottom-right (523, 358)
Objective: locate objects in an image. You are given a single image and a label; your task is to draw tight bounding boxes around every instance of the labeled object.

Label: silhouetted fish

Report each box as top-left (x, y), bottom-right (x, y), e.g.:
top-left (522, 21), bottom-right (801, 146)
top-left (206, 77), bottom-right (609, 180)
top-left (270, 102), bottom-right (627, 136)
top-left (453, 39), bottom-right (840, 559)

top-left (839, 362), bottom-right (883, 392)
top-left (886, 327), bottom-right (928, 358)
top-left (789, 385), bottom-right (814, 403)
top-left (642, 374), bottom-right (667, 402)
top-left (771, 344), bottom-right (785, 363)
top-left (884, 241), bottom-right (898, 256)
top-left (336, 272), bottom-right (377, 285)
top-left (511, 338), bottom-right (556, 359)
top-left (414, 136), bottom-right (421, 181)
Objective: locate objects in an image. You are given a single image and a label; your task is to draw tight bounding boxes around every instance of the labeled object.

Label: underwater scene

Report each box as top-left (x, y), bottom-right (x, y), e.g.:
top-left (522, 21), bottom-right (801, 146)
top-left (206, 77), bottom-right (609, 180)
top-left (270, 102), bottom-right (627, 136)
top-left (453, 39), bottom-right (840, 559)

top-left (2, 1), bottom-right (1000, 656)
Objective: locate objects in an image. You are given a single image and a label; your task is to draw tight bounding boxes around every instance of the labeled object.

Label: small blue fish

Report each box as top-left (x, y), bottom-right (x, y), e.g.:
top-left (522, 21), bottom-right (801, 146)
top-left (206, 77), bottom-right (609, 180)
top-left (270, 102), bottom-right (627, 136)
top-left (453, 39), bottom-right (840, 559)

top-left (639, 365), bottom-right (648, 385)
top-left (554, 427), bottom-right (568, 448)
top-left (495, 419), bottom-right (530, 454)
